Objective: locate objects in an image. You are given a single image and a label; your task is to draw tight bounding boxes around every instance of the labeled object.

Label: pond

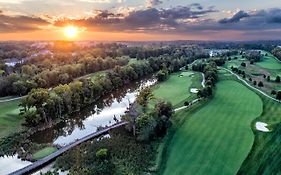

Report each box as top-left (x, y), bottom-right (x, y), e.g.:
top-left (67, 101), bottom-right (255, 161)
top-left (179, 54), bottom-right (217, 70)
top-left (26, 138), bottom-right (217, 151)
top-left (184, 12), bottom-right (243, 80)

top-left (0, 77), bottom-right (156, 174)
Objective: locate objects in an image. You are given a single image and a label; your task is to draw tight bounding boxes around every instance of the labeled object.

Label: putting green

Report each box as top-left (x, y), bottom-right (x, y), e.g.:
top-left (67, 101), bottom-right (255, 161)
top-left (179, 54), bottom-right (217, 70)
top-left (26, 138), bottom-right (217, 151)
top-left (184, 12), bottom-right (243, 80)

top-left (161, 80), bottom-right (263, 175)
top-left (152, 71), bottom-right (195, 108)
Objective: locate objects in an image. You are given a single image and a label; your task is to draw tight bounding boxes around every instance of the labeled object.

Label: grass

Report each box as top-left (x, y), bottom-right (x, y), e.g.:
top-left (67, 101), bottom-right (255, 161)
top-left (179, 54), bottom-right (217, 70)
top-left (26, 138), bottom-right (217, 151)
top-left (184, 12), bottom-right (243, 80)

top-left (32, 147), bottom-right (58, 160)
top-left (151, 71), bottom-right (201, 108)
top-left (159, 80), bottom-right (263, 175)
top-left (238, 93), bottom-right (281, 175)
top-left (0, 100), bottom-right (23, 138)
top-left (219, 67), bottom-right (281, 174)
top-left (256, 51), bottom-right (281, 70)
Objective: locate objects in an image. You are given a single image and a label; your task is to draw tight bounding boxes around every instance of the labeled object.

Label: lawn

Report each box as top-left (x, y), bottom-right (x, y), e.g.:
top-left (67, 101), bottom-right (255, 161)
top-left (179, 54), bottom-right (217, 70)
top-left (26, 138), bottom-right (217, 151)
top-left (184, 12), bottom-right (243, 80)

top-left (151, 71), bottom-right (200, 108)
top-left (32, 147), bottom-right (58, 160)
top-left (256, 51), bottom-right (281, 70)
top-left (160, 80), bottom-right (263, 175)
top-left (238, 94), bottom-right (281, 174)
top-left (0, 100), bottom-right (23, 138)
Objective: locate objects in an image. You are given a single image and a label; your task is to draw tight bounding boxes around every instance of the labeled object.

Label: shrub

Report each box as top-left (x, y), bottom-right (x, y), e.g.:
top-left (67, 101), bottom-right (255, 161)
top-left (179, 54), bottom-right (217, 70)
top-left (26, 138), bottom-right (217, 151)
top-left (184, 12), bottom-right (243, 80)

top-left (271, 90), bottom-right (277, 95)
top-left (276, 76), bottom-right (281, 83)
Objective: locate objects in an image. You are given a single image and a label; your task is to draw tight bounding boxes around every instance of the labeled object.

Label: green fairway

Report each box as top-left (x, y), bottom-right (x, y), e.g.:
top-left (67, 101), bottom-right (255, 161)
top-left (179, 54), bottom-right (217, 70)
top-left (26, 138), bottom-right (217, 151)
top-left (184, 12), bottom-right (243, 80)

top-left (160, 80), bottom-right (263, 175)
top-left (0, 100), bottom-right (22, 138)
top-left (152, 71), bottom-right (199, 108)
top-left (32, 147), bottom-right (58, 160)
top-left (256, 51), bottom-right (281, 70)
top-left (238, 94), bottom-right (281, 174)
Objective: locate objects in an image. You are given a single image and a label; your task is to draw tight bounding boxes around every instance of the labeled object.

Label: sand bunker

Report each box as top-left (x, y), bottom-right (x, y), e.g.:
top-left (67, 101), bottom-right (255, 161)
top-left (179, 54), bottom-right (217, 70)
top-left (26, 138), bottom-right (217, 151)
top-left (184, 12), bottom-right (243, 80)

top-left (255, 122), bottom-right (270, 132)
top-left (190, 88), bottom-right (199, 93)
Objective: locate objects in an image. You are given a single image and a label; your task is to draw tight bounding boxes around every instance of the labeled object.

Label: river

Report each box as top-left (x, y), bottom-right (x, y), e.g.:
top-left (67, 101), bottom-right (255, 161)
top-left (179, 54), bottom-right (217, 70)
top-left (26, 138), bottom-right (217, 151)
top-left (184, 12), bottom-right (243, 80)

top-left (0, 77), bottom-right (156, 175)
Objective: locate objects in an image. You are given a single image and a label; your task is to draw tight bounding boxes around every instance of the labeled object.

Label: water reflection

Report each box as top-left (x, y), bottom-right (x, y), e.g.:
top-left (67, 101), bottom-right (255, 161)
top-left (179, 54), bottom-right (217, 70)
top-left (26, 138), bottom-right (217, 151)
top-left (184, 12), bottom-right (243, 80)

top-left (31, 78), bottom-right (156, 145)
top-left (0, 154), bottom-right (32, 175)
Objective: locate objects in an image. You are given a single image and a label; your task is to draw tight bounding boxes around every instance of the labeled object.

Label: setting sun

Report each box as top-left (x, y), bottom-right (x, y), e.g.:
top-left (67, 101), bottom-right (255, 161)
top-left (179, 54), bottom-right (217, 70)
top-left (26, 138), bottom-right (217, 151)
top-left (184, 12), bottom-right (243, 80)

top-left (64, 26), bottom-right (78, 38)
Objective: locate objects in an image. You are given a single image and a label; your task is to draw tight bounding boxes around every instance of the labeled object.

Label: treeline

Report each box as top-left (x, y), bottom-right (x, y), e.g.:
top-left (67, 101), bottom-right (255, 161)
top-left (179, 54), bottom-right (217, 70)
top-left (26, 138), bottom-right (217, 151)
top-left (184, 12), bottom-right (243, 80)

top-left (20, 55), bottom-right (190, 126)
top-left (272, 47), bottom-right (281, 61)
top-left (0, 56), bottom-right (128, 96)
top-left (192, 58), bottom-right (225, 98)
top-left (244, 50), bottom-right (262, 62)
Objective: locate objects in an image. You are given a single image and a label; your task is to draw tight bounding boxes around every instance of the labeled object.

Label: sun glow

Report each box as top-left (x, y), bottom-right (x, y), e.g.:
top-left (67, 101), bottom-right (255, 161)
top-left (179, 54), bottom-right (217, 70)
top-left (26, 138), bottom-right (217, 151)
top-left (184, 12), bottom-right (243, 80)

top-left (64, 26), bottom-right (78, 38)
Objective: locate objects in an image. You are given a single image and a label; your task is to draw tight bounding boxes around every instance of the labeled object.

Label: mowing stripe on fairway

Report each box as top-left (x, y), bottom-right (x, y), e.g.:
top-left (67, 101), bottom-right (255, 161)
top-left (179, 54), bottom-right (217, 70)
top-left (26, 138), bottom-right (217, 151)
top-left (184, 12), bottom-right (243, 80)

top-left (161, 80), bottom-right (263, 175)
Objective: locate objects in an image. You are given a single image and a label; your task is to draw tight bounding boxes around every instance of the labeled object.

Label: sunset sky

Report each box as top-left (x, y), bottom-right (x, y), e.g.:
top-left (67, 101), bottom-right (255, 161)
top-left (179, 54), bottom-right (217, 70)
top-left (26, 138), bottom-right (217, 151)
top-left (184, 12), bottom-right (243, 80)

top-left (1, 0), bottom-right (281, 41)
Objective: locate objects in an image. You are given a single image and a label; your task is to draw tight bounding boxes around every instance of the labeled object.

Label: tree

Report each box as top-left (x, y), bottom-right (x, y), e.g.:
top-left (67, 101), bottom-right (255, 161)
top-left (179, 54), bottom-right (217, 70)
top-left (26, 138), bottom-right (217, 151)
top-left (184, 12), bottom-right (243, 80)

top-left (271, 90), bottom-right (277, 95)
top-left (136, 87), bottom-right (155, 109)
top-left (241, 62), bottom-right (246, 67)
top-left (253, 81), bottom-right (257, 85)
top-left (184, 101), bottom-right (189, 106)
top-left (267, 76), bottom-right (270, 81)
top-left (276, 91), bottom-right (281, 100)
top-left (21, 88), bottom-right (50, 125)
top-left (258, 81), bottom-right (264, 87)
top-left (276, 76), bottom-right (281, 83)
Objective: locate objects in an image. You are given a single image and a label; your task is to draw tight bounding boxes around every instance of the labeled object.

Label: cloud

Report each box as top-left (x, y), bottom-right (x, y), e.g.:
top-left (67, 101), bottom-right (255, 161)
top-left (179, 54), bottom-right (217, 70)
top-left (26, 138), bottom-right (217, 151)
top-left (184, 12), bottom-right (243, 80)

top-left (54, 4), bottom-right (218, 32)
top-left (219, 10), bottom-right (249, 23)
top-left (78, 0), bottom-right (111, 3)
top-left (146, 0), bottom-right (163, 8)
top-left (0, 12), bottom-right (50, 32)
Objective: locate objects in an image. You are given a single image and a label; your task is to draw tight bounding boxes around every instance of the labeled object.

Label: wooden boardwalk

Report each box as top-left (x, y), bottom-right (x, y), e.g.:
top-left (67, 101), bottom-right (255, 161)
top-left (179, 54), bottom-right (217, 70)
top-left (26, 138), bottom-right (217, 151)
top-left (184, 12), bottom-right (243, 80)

top-left (9, 121), bottom-right (128, 175)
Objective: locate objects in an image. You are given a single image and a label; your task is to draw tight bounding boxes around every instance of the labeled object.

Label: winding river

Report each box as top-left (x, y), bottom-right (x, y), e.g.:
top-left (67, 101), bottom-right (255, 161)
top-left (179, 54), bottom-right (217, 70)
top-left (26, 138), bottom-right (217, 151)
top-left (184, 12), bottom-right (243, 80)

top-left (0, 77), bottom-right (156, 174)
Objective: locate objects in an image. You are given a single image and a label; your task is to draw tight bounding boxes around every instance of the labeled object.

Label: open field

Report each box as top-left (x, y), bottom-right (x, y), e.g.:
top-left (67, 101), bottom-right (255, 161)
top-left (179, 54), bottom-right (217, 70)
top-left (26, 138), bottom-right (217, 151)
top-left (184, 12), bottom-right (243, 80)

top-left (0, 100), bottom-right (23, 138)
top-left (256, 51), bottom-right (281, 70)
top-left (151, 71), bottom-right (201, 108)
top-left (32, 147), bottom-right (58, 160)
top-left (224, 52), bottom-right (281, 95)
top-left (160, 80), bottom-right (263, 175)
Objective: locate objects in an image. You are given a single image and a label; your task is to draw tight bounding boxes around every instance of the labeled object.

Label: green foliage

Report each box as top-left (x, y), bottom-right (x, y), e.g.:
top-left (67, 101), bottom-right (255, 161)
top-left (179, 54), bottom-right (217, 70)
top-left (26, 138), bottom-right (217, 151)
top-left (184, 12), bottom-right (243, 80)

top-left (55, 127), bottom-right (157, 174)
top-left (160, 80), bottom-right (263, 175)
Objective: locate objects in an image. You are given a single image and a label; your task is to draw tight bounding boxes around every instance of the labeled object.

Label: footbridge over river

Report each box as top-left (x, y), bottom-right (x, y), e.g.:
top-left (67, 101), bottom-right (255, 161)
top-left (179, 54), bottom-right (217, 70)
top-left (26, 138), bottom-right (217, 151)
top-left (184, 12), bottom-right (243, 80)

top-left (9, 121), bottom-right (128, 175)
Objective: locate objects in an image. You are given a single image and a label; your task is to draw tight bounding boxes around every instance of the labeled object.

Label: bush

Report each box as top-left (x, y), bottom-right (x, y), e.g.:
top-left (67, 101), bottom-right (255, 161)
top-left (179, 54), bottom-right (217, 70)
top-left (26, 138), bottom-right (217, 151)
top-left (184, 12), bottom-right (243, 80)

top-left (276, 76), bottom-right (281, 83)
top-left (271, 90), bottom-right (277, 95)
top-left (241, 62), bottom-right (246, 67)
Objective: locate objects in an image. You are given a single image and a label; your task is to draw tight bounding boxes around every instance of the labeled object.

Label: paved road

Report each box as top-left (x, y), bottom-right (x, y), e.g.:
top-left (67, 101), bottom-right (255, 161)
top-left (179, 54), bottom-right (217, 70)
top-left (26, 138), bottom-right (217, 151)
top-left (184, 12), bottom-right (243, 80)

top-left (0, 96), bottom-right (24, 103)
top-left (220, 67), bottom-right (280, 103)
top-left (9, 122), bottom-right (128, 175)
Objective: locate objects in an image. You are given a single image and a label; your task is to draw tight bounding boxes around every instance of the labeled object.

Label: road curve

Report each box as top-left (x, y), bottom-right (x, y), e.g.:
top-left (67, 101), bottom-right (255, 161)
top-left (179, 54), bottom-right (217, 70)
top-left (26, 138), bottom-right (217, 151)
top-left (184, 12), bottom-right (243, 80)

top-left (9, 121), bottom-right (128, 175)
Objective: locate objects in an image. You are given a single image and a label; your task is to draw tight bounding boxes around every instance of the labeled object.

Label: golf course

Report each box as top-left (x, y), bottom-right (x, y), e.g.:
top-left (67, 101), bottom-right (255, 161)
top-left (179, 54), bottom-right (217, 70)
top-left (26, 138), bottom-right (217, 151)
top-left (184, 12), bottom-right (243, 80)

top-left (0, 99), bottom-right (22, 138)
top-left (151, 71), bottom-right (202, 108)
top-left (159, 80), bottom-right (263, 175)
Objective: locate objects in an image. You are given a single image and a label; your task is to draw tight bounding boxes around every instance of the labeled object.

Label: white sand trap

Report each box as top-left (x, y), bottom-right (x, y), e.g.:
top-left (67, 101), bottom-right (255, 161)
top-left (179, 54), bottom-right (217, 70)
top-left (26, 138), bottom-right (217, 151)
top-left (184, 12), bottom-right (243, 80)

top-left (190, 88), bottom-right (199, 93)
top-left (256, 122), bottom-right (270, 132)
